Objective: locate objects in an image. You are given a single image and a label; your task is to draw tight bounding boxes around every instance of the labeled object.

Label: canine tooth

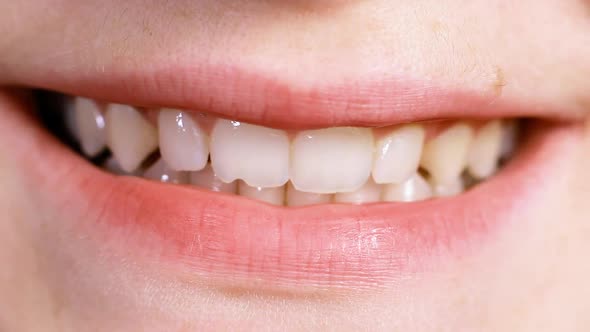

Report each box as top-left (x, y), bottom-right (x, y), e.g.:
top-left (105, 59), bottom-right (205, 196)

top-left (382, 173), bottom-right (432, 202)
top-left (106, 104), bottom-right (158, 172)
top-left (420, 123), bottom-right (474, 183)
top-left (210, 120), bottom-right (290, 188)
top-left (373, 125), bottom-right (424, 184)
top-left (190, 164), bottom-right (237, 193)
top-left (74, 97), bottom-right (106, 157)
top-left (238, 182), bottom-right (285, 205)
top-left (286, 182), bottom-right (332, 207)
top-left (158, 109), bottom-right (208, 171)
top-left (334, 179), bottom-right (382, 204)
top-left (467, 120), bottom-right (502, 179)
top-left (143, 159), bottom-right (189, 184)
top-left (291, 127), bottom-right (374, 194)
top-left (430, 177), bottom-right (465, 197)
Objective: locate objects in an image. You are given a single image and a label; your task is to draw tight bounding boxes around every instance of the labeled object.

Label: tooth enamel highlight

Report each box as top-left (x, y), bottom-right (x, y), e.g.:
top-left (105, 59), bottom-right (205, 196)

top-left (420, 123), bottom-right (474, 184)
top-left (382, 173), bottom-right (433, 202)
top-left (430, 177), bottom-right (465, 197)
top-left (190, 164), bottom-right (237, 194)
top-left (238, 182), bottom-right (285, 205)
top-left (143, 159), bottom-right (189, 184)
top-left (210, 120), bottom-right (290, 188)
top-left (106, 104), bottom-right (158, 173)
top-left (467, 120), bottom-right (502, 179)
top-left (286, 182), bottom-right (332, 206)
top-left (74, 97), bottom-right (107, 157)
top-left (291, 127), bottom-right (374, 194)
top-left (158, 109), bottom-right (209, 171)
top-left (333, 179), bottom-right (382, 204)
top-left (372, 125), bottom-right (424, 184)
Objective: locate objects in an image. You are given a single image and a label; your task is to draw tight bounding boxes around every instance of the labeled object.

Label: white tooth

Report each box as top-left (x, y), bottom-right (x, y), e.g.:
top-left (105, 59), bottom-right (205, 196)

top-left (334, 179), bottom-right (382, 204)
top-left (143, 159), bottom-right (189, 184)
top-left (158, 109), bottom-right (209, 171)
top-left (372, 125), bottom-right (424, 184)
top-left (429, 177), bottom-right (465, 197)
top-left (74, 97), bottom-right (107, 157)
top-left (238, 181), bottom-right (285, 205)
top-left (103, 157), bottom-right (134, 175)
top-left (64, 99), bottom-right (80, 141)
top-left (286, 182), bottom-right (332, 207)
top-left (382, 173), bottom-right (433, 202)
top-left (291, 127), bottom-right (374, 194)
top-left (467, 120), bottom-right (502, 179)
top-left (420, 123), bottom-right (474, 183)
top-left (210, 120), bottom-right (289, 188)
top-left (500, 120), bottom-right (518, 159)
top-left (106, 104), bottom-right (158, 173)
top-left (190, 164), bottom-right (237, 194)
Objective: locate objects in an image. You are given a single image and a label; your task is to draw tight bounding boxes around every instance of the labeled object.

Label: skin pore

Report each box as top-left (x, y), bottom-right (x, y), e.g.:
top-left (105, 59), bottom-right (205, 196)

top-left (1, 1), bottom-right (590, 331)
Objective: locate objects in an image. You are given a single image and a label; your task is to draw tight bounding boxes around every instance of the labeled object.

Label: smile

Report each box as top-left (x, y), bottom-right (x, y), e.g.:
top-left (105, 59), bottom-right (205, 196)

top-left (5, 65), bottom-right (580, 292)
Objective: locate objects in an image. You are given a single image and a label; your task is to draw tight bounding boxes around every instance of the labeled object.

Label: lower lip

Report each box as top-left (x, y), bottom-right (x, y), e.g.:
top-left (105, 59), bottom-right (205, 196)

top-left (26, 112), bottom-right (571, 290)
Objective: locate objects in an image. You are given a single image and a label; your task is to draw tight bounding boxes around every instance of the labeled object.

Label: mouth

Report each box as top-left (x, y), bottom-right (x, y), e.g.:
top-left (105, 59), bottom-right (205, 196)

top-left (3, 65), bottom-right (582, 292)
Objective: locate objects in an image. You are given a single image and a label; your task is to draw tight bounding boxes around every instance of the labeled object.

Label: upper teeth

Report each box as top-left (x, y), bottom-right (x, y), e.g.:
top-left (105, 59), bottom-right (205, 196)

top-left (71, 99), bottom-right (518, 206)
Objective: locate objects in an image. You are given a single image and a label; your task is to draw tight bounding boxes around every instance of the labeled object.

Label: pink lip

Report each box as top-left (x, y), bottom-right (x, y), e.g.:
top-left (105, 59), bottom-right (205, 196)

top-left (11, 92), bottom-right (572, 289)
top-left (12, 62), bottom-right (585, 129)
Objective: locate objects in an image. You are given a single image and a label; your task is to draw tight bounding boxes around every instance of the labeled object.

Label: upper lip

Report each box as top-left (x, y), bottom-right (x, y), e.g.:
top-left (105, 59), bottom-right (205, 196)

top-left (10, 60), bottom-right (587, 128)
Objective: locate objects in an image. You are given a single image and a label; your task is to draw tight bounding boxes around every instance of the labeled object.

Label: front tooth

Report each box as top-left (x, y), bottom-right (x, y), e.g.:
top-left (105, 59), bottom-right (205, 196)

top-left (106, 104), bottom-right (158, 172)
top-left (372, 125), bottom-right (424, 184)
top-left (190, 164), bottom-right (237, 194)
top-left (333, 179), bottom-right (382, 204)
top-left (74, 97), bottom-right (107, 157)
top-left (467, 120), bottom-right (502, 179)
top-left (158, 109), bottom-right (209, 171)
top-left (291, 127), bottom-right (374, 194)
top-left (382, 173), bottom-right (433, 202)
top-left (210, 120), bottom-right (290, 188)
top-left (430, 177), bottom-right (465, 197)
top-left (420, 123), bottom-right (474, 183)
top-left (143, 159), bottom-right (189, 184)
top-left (286, 182), bottom-right (332, 207)
top-left (238, 182), bottom-right (285, 205)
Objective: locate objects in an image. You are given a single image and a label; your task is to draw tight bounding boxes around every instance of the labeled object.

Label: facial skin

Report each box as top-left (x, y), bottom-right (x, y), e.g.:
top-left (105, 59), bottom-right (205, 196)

top-left (0, 1), bottom-right (590, 331)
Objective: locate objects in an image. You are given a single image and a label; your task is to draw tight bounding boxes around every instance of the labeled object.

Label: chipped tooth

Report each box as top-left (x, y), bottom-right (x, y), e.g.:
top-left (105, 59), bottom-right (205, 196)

top-left (382, 173), bottom-right (433, 202)
top-left (467, 120), bottom-right (502, 179)
top-left (106, 104), bottom-right (158, 173)
top-left (210, 120), bottom-right (290, 188)
top-left (430, 177), bottom-right (465, 197)
top-left (286, 182), bottom-right (332, 207)
top-left (420, 123), bottom-right (474, 184)
top-left (74, 97), bottom-right (107, 157)
top-left (158, 109), bottom-right (209, 171)
top-left (143, 159), bottom-right (189, 184)
top-left (190, 164), bottom-right (237, 194)
top-left (238, 181), bottom-right (285, 205)
top-left (291, 127), bottom-right (374, 194)
top-left (333, 179), bottom-right (382, 204)
top-left (373, 125), bottom-right (424, 184)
